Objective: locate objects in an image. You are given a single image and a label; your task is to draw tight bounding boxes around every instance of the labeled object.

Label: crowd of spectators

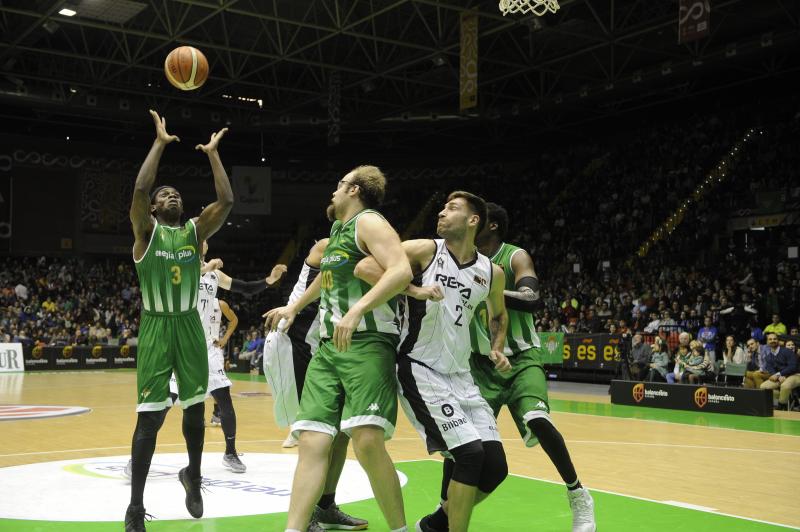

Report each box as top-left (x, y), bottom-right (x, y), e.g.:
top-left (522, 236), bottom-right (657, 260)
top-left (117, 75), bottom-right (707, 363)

top-left (1, 103), bottom-right (798, 403)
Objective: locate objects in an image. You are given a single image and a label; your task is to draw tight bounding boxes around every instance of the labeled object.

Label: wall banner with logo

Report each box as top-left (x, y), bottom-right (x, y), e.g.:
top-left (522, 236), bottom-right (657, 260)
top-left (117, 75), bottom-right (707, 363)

top-left (0, 343), bottom-right (25, 372)
top-left (562, 333), bottom-right (622, 370)
top-left (610, 380), bottom-right (773, 417)
top-left (23, 345), bottom-right (137, 371)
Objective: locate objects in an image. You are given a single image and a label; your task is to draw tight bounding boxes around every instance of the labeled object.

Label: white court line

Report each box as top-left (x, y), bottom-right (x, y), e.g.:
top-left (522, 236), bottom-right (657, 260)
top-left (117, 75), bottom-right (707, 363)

top-left (0, 437), bottom-right (422, 459)
top-left (566, 439), bottom-right (800, 455)
top-left (553, 409), bottom-right (800, 438)
top-left (399, 459), bottom-right (800, 530)
top-left (663, 500), bottom-right (717, 512)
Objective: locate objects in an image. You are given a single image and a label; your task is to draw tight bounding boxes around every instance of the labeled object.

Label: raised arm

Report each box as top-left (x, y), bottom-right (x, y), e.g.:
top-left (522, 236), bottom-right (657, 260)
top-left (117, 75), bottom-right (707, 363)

top-left (486, 263), bottom-right (512, 372)
top-left (333, 213), bottom-right (412, 351)
top-left (131, 110), bottom-right (179, 260)
top-left (215, 299), bottom-right (239, 348)
top-left (503, 249), bottom-right (541, 313)
top-left (193, 128), bottom-right (233, 242)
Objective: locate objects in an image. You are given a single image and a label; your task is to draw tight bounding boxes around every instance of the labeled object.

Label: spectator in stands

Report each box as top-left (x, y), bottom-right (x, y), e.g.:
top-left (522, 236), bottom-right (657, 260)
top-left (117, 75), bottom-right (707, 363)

top-left (721, 335), bottom-right (747, 365)
top-left (750, 317), bottom-right (765, 344)
top-left (757, 333), bottom-right (798, 399)
top-left (647, 337), bottom-right (670, 382)
top-left (630, 334), bottom-right (652, 380)
top-left (237, 331), bottom-right (259, 363)
top-left (682, 340), bottom-right (714, 384)
top-left (764, 313), bottom-right (788, 337)
top-left (697, 316), bottom-right (719, 363)
top-left (668, 338), bottom-right (691, 384)
top-left (770, 340), bottom-right (798, 411)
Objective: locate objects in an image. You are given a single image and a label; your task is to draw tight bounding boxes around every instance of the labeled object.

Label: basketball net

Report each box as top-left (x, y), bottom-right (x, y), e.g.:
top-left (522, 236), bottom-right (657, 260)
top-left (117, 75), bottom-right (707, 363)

top-left (498, 0), bottom-right (560, 16)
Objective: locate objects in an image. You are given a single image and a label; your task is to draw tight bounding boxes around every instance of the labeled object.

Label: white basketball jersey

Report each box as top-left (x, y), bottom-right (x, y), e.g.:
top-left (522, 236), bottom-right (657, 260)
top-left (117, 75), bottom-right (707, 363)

top-left (198, 270), bottom-right (219, 340)
top-left (399, 239), bottom-right (493, 374)
top-left (282, 261), bottom-right (321, 351)
top-left (206, 298), bottom-right (222, 341)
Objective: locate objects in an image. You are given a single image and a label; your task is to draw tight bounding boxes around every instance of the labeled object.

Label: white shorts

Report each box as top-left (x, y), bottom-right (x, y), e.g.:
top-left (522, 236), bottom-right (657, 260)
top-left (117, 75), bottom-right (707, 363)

top-left (263, 331), bottom-right (300, 428)
top-left (169, 341), bottom-right (231, 399)
top-left (397, 358), bottom-right (500, 456)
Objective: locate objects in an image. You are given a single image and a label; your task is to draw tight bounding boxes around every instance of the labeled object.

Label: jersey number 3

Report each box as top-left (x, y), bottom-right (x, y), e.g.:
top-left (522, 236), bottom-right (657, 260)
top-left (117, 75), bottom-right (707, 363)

top-left (170, 266), bottom-right (182, 285)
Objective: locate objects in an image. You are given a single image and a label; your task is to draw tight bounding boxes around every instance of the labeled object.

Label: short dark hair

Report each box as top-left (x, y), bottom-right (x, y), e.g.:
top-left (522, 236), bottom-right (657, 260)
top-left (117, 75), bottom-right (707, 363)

top-left (150, 185), bottom-right (177, 204)
top-left (348, 165), bottom-right (387, 208)
top-left (486, 202), bottom-right (509, 239)
top-left (447, 190), bottom-right (488, 234)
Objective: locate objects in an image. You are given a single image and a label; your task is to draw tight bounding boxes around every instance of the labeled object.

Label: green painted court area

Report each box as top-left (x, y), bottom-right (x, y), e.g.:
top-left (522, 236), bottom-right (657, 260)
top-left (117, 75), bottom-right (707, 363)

top-left (1, 460), bottom-right (793, 531)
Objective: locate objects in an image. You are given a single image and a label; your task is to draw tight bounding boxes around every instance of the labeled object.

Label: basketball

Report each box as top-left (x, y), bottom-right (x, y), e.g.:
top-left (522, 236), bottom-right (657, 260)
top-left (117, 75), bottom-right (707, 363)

top-left (164, 46), bottom-right (209, 91)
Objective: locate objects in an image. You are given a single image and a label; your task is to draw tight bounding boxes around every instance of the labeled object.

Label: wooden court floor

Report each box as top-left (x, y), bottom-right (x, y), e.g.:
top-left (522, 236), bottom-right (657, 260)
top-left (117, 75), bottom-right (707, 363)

top-left (1, 370), bottom-right (798, 529)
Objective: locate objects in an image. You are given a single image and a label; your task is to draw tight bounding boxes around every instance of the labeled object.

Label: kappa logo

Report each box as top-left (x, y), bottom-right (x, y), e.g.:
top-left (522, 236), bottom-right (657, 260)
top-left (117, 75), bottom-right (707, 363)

top-left (535, 401), bottom-right (547, 409)
top-left (367, 403), bottom-right (380, 412)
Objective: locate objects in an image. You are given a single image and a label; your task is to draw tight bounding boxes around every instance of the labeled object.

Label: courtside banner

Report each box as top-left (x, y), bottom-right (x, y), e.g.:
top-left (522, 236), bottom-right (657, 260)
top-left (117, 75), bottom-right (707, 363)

top-left (0, 343), bottom-right (24, 372)
top-left (23, 345), bottom-right (137, 370)
top-left (610, 380), bottom-right (773, 417)
top-left (562, 334), bottom-right (622, 370)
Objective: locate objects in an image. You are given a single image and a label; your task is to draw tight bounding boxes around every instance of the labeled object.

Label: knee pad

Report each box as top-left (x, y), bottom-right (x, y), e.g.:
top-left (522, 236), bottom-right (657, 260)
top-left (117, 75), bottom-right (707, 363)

top-left (478, 441), bottom-right (508, 494)
top-left (448, 440), bottom-right (485, 487)
top-left (527, 416), bottom-right (557, 438)
top-left (135, 410), bottom-right (166, 440)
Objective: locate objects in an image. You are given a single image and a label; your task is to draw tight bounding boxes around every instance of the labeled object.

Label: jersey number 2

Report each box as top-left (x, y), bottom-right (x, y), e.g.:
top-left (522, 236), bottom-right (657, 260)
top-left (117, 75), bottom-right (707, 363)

top-left (454, 304), bottom-right (463, 327)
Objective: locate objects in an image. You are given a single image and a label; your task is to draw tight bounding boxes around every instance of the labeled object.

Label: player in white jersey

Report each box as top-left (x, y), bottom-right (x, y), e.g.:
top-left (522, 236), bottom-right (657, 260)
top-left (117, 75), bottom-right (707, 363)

top-left (262, 239), bottom-right (369, 531)
top-left (355, 191), bottom-right (511, 532)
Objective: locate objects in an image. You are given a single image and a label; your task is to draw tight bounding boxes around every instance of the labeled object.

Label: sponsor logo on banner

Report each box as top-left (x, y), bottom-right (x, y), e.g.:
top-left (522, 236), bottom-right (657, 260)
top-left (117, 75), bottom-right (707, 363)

top-left (56, 345), bottom-right (79, 366)
top-left (86, 345), bottom-right (107, 367)
top-left (694, 387), bottom-right (708, 408)
top-left (113, 344), bottom-right (135, 366)
top-left (0, 453), bottom-right (407, 521)
top-left (0, 343), bottom-right (24, 372)
top-left (632, 383), bottom-right (645, 403)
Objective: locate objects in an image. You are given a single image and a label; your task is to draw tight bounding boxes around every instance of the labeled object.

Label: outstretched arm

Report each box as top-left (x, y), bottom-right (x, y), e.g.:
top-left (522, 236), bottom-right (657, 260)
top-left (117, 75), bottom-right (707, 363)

top-left (194, 128), bottom-right (234, 242)
top-left (131, 110), bottom-right (179, 260)
top-left (353, 239), bottom-right (442, 301)
top-left (216, 265), bottom-right (288, 295)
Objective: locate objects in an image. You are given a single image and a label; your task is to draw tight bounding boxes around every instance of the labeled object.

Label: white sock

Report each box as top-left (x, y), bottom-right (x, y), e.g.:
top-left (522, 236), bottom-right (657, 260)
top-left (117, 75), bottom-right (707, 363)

top-left (285, 529), bottom-right (302, 532)
top-left (391, 527), bottom-right (408, 532)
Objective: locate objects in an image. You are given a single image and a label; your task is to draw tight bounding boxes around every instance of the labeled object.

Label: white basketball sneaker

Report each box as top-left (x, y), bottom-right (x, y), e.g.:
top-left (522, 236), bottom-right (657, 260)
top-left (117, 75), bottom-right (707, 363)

top-left (567, 487), bottom-right (596, 532)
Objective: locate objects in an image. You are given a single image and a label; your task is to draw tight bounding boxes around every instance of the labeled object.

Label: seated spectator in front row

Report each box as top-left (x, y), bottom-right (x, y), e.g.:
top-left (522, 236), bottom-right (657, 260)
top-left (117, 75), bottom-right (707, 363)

top-left (630, 334), bottom-right (652, 380)
top-left (668, 337), bottom-right (691, 384)
top-left (744, 333), bottom-right (796, 389)
top-left (770, 340), bottom-right (799, 411)
top-left (757, 336), bottom-right (798, 407)
top-left (647, 337), bottom-right (670, 382)
top-left (682, 340), bottom-right (714, 384)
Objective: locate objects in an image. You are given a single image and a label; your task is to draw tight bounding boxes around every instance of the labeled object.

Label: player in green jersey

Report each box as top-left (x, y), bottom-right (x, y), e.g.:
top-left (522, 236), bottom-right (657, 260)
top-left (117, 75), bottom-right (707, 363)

top-left (434, 202), bottom-right (595, 532)
top-left (265, 165), bottom-right (412, 532)
top-left (125, 110), bottom-right (233, 532)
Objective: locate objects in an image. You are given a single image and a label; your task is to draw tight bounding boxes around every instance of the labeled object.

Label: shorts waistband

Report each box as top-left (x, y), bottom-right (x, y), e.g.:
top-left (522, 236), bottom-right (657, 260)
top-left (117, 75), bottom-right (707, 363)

top-left (141, 308), bottom-right (198, 317)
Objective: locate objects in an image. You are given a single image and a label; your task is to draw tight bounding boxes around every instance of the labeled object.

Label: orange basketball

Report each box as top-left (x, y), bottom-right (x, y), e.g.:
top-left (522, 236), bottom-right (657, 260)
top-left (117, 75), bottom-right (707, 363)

top-left (164, 46), bottom-right (209, 91)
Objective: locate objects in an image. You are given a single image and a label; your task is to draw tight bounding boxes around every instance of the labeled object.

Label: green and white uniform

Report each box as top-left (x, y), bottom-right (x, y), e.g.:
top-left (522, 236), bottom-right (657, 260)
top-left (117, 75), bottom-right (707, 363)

top-left (134, 219), bottom-right (208, 412)
top-left (469, 242), bottom-right (550, 447)
top-left (293, 209), bottom-right (400, 439)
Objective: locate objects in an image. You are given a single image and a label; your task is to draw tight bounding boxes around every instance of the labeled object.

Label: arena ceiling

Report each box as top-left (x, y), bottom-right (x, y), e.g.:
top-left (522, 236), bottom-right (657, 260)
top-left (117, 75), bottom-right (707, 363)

top-left (0, 0), bottom-right (798, 154)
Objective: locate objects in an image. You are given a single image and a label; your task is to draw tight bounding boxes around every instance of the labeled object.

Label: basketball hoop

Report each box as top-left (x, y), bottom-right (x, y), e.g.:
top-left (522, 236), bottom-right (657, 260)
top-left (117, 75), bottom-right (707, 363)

top-left (498, 0), bottom-right (560, 17)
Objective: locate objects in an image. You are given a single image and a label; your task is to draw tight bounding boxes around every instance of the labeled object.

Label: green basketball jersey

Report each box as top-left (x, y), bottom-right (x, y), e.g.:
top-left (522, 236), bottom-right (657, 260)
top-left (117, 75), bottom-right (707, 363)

top-left (469, 242), bottom-right (541, 356)
top-left (134, 219), bottom-right (201, 314)
top-left (318, 209), bottom-right (400, 339)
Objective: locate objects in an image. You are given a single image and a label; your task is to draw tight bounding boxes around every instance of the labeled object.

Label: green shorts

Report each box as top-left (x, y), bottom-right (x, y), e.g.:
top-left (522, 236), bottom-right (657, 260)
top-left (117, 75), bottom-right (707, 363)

top-left (470, 347), bottom-right (552, 447)
top-left (136, 310), bottom-right (208, 412)
top-left (293, 331), bottom-right (399, 440)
